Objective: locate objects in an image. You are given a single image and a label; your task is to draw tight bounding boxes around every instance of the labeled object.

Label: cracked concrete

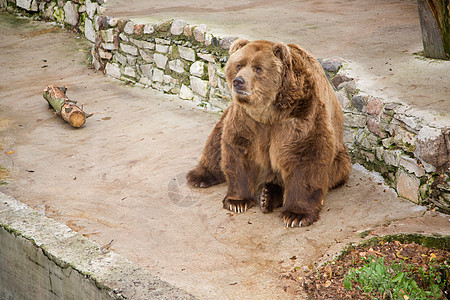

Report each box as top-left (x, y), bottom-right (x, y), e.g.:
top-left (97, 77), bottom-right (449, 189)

top-left (0, 4), bottom-right (449, 299)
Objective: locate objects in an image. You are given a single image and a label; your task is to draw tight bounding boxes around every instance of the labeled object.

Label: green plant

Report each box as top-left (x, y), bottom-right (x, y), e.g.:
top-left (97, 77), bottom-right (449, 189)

top-left (343, 256), bottom-right (447, 299)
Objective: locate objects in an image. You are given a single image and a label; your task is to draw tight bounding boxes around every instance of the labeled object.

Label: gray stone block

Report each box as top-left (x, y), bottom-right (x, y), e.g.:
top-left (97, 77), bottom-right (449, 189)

top-left (343, 112), bottom-right (366, 128)
top-left (152, 69), bottom-right (164, 83)
top-left (415, 126), bottom-right (447, 169)
top-left (98, 48), bottom-right (112, 60)
top-left (208, 63), bottom-right (218, 88)
top-left (85, 0), bottom-right (98, 19)
top-left (197, 53), bottom-right (216, 63)
top-left (392, 127), bottom-right (416, 152)
top-left (119, 33), bottom-right (128, 42)
top-left (43, 2), bottom-right (56, 20)
top-left (394, 113), bottom-right (421, 132)
top-left (168, 59), bottom-right (186, 74)
top-left (129, 38), bottom-right (143, 48)
top-left (320, 57), bottom-right (343, 72)
top-left (170, 20), bottom-right (187, 35)
top-left (336, 90), bottom-right (351, 109)
top-left (84, 18), bottom-right (95, 43)
top-left (139, 49), bottom-right (153, 63)
top-left (193, 24), bottom-right (208, 42)
top-left (114, 52), bottom-right (127, 65)
top-left (399, 155), bottom-right (425, 177)
top-left (100, 29), bottom-right (115, 43)
top-left (126, 55), bottom-right (137, 66)
top-left (155, 38), bottom-right (171, 45)
top-left (396, 169), bottom-right (420, 203)
top-left (163, 75), bottom-right (178, 85)
top-left (190, 61), bottom-right (205, 77)
top-left (139, 64), bottom-right (153, 79)
top-left (180, 84), bottom-right (194, 100)
top-left (156, 43), bottom-right (169, 54)
top-left (190, 76), bottom-right (208, 97)
top-left (154, 53), bottom-right (168, 69)
top-left (383, 149), bottom-right (403, 167)
top-left (178, 46), bottom-right (196, 62)
top-left (105, 63), bottom-right (121, 79)
top-left (101, 42), bottom-right (117, 51)
top-left (144, 24), bottom-right (155, 34)
top-left (120, 44), bottom-right (138, 56)
top-left (356, 129), bottom-right (379, 150)
top-left (124, 21), bottom-right (135, 34)
top-left (140, 41), bottom-right (155, 50)
top-left (124, 66), bottom-right (136, 78)
top-left (16, 0), bottom-right (32, 10)
top-left (220, 37), bottom-right (236, 50)
top-left (352, 94), bottom-right (367, 112)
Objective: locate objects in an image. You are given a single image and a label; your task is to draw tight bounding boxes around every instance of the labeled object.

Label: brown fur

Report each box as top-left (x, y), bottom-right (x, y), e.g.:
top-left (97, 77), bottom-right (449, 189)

top-left (186, 39), bottom-right (351, 227)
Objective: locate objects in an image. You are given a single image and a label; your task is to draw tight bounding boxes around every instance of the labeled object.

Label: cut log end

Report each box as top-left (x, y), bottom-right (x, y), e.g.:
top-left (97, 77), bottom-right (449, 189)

top-left (61, 103), bottom-right (86, 128)
top-left (68, 111), bottom-right (86, 128)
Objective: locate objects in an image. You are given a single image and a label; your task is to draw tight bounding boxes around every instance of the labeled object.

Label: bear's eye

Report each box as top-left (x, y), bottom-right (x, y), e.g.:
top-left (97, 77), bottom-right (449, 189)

top-left (236, 64), bottom-right (242, 71)
top-left (254, 67), bottom-right (262, 74)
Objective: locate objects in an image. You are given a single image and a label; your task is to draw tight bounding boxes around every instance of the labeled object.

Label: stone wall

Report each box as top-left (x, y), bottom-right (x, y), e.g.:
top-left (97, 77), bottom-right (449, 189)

top-left (0, 226), bottom-right (117, 299)
top-left (324, 60), bottom-right (449, 212)
top-left (1, 0), bottom-right (448, 212)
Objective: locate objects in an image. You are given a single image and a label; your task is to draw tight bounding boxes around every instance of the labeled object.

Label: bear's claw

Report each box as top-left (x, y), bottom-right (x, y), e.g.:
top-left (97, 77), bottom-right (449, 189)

top-left (223, 197), bottom-right (255, 213)
top-left (260, 186), bottom-right (271, 213)
top-left (281, 211), bottom-right (317, 228)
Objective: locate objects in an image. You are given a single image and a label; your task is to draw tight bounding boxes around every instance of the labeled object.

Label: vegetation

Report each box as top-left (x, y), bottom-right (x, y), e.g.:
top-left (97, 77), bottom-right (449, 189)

top-left (344, 256), bottom-right (448, 299)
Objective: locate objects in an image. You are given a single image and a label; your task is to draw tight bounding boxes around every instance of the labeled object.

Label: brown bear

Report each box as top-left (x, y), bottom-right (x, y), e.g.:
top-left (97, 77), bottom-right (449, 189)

top-left (186, 39), bottom-right (351, 227)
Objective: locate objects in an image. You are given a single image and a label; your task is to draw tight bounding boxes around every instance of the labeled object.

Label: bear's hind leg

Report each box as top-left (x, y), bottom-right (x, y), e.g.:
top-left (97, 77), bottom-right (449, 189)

top-left (259, 183), bottom-right (283, 213)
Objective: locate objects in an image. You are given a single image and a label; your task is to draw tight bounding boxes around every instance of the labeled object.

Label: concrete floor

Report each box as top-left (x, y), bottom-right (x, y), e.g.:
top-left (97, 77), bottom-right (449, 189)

top-left (0, 6), bottom-right (449, 300)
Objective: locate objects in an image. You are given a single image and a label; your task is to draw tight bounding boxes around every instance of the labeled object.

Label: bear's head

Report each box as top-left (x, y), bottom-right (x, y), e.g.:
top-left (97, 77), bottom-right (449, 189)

top-left (225, 39), bottom-right (299, 120)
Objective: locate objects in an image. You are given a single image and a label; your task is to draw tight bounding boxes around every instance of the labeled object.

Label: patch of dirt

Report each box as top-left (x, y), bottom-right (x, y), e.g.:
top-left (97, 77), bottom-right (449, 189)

top-left (290, 238), bottom-right (449, 299)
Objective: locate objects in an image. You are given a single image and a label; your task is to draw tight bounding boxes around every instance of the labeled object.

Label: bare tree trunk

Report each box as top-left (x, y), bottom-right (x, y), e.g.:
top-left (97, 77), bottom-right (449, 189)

top-left (417, 0), bottom-right (449, 59)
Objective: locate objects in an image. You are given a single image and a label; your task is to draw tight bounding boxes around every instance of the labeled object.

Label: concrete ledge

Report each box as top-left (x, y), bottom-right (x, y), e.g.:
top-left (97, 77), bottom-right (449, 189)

top-left (0, 0), bottom-right (448, 212)
top-left (0, 192), bottom-right (196, 299)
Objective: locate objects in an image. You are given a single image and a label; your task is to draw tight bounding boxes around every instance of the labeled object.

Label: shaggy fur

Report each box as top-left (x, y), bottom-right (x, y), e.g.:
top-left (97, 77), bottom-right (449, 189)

top-left (186, 39), bottom-right (351, 227)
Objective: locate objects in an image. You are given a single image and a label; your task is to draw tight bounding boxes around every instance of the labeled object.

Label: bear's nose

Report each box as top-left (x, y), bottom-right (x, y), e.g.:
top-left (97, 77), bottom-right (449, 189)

top-left (233, 76), bottom-right (245, 89)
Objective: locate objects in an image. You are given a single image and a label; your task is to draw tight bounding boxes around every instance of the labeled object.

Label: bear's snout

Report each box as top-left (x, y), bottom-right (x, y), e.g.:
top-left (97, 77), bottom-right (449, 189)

top-left (232, 76), bottom-right (246, 90)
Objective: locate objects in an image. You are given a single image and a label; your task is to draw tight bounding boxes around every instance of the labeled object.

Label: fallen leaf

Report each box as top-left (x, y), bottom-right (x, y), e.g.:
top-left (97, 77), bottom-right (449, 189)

top-left (396, 250), bottom-right (410, 260)
top-left (323, 280), bottom-right (331, 288)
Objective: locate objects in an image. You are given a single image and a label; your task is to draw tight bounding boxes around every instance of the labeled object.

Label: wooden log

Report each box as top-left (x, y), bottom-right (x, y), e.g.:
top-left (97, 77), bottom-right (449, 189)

top-left (43, 85), bottom-right (88, 128)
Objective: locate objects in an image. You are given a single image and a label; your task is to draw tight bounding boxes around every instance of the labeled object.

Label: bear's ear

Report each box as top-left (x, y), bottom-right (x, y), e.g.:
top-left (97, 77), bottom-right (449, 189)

top-left (229, 39), bottom-right (250, 55)
top-left (273, 42), bottom-right (292, 68)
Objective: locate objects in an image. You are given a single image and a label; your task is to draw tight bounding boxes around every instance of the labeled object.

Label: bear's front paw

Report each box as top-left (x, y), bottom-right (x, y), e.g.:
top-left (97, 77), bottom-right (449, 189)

top-left (223, 197), bottom-right (256, 213)
top-left (281, 211), bottom-right (319, 228)
top-left (186, 166), bottom-right (223, 188)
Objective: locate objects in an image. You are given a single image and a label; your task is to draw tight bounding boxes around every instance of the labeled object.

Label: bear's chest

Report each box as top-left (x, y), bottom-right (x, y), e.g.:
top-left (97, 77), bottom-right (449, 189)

top-left (250, 122), bottom-right (290, 173)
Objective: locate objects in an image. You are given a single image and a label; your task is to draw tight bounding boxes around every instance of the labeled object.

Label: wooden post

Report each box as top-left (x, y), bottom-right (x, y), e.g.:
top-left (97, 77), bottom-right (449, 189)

top-left (417, 0), bottom-right (449, 59)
